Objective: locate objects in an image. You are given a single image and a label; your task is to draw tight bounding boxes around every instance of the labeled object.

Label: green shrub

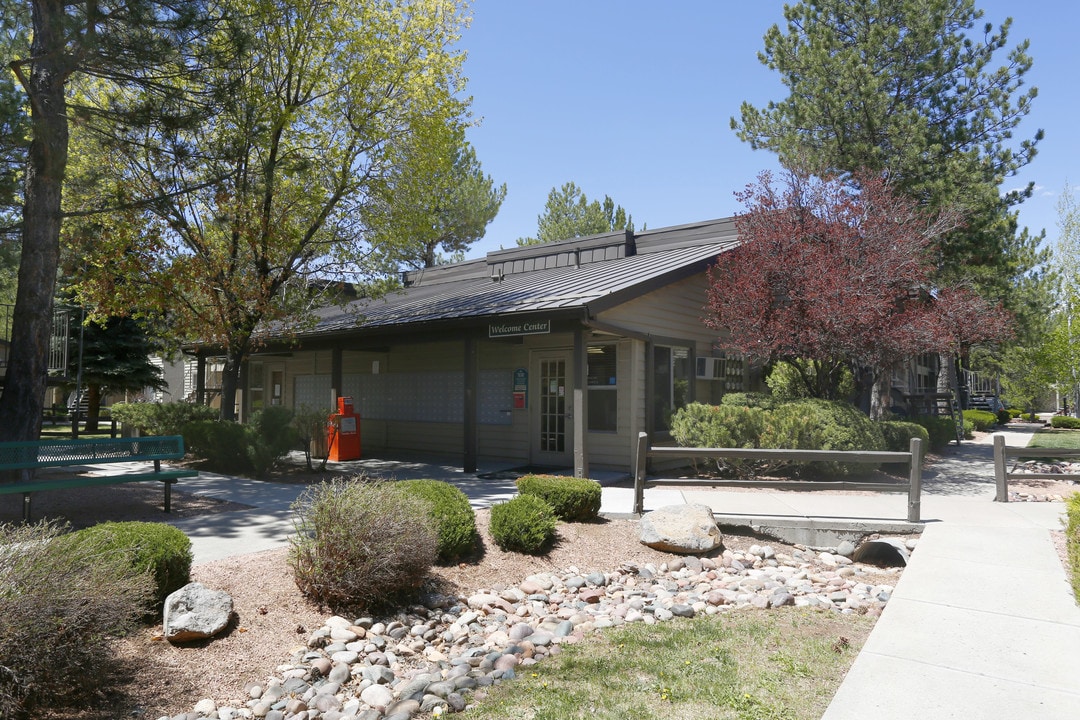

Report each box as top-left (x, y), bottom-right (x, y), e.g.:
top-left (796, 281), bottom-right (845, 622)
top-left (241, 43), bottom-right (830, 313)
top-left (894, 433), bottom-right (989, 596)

top-left (671, 403), bottom-right (768, 477)
top-left (0, 522), bottom-right (153, 718)
top-left (489, 494), bottom-right (558, 554)
top-left (671, 402), bottom-right (766, 449)
top-left (72, 521), bottom-right (192, 610)
top-left (182, 419), bottom-right (251, 474)
top-left (110, 401), bottom-right (218, 436)
top-left (1008, 407), bottom-right (1023, 419)
top-left (912, 415), bottom-right (959, 451)
top-left (996, 409), bottom-right (1012, 426)
top-left (397, 479), bottom-right (477, 562)
top-left (719, 392), bottom-right (777, 410)
top-left (878, 421), bottom-right (930, 457)
top-left (246, 406), bottom-right (298, 476)
top-left (962, 409), bottom-right (998, 432)
top-left (1066, 493), bottom-right (1080, 601)
top-left (289, 478), bottom-right (436, 610)
top-left (515, 474), bottom-right (602, 522)
top-left (1052, 415), bottom-right (1080, 429)
top-left (765, 400), bottom-right (886, 476)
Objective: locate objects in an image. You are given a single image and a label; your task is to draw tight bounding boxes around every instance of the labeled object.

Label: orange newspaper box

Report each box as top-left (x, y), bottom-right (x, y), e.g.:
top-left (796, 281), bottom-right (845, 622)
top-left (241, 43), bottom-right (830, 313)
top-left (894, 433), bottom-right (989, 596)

top-left (327, 396), bottom-right (361, 461)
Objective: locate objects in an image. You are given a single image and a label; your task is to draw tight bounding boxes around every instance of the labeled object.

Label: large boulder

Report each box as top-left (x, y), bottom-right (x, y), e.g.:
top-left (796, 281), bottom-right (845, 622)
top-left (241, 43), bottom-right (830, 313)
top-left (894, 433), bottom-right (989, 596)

top-left (164, 582), bottom-right (234, 643)
top-left (639, 504), bottom-right (723, 554)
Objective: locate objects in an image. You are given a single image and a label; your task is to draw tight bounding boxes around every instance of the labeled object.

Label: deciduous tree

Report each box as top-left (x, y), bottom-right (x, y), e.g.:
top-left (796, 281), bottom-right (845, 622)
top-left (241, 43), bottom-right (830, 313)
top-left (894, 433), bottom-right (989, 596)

top-left (72, 0), bottom-right (472, 421)
top-left (705, 169), bottom-right (1011, 419)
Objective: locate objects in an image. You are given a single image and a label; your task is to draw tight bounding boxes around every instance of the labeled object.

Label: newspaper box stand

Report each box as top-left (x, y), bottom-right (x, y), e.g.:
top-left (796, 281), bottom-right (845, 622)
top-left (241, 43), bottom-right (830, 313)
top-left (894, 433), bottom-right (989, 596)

top-left (327, 396), bottom-right (361, 461)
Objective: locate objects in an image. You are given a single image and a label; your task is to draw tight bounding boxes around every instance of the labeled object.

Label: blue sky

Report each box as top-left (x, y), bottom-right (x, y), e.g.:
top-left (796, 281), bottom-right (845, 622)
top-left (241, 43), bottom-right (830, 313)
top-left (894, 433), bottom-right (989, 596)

top-left (458, 1), bottom-right (1079, 259)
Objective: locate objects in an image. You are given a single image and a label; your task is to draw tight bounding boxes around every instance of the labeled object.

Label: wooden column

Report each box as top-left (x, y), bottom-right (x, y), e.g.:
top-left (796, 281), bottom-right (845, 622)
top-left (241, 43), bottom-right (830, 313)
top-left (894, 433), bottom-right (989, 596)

top-left (464, 334), bottom-right (478, 473)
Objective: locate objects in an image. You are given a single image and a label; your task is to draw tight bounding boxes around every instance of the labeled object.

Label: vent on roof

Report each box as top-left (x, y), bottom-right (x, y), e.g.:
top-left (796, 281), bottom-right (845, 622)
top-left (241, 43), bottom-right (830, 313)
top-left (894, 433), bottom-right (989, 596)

top-left (484, 229), bottom-right (635, 280)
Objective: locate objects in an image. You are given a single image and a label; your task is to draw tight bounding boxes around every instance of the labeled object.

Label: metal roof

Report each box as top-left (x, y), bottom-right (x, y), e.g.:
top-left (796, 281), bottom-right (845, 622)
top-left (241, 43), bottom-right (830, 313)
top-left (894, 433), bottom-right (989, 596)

top-left (304, 217), bottom-right (740, 336)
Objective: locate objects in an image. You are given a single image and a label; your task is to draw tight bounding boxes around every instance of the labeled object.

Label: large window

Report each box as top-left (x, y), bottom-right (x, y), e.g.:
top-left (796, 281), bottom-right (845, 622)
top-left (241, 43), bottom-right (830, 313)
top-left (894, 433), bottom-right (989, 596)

top-left (587, 344), bottom-right (618, 431)
top-left (652, 345), bottom-right (690, 432)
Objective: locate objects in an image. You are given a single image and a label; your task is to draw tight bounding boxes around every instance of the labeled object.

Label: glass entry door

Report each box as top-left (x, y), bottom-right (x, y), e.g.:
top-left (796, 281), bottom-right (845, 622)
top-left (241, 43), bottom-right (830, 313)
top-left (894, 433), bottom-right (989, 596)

top-left (531, 351), bottom-right (573, 467)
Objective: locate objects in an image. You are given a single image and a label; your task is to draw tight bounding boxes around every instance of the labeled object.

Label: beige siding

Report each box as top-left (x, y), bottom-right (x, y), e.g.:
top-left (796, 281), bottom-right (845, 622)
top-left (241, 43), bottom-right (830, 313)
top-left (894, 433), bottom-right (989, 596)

top-left (599, 274), bottom-right (716, 344)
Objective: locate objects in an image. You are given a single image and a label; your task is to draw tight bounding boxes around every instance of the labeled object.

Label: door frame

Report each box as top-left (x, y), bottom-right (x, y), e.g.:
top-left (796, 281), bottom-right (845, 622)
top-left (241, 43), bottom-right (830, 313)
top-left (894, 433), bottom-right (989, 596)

top-left (530, 348), bottom-right (574, 467)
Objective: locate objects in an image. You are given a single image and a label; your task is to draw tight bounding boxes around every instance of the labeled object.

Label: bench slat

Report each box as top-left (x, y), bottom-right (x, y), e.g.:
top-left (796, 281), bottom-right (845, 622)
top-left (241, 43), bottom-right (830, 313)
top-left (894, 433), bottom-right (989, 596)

top-left (0, 470), bottom-right (197, 495)
top-left (0, 435), bottom-right (195, 521)
top-left (0, 435), bottom-right (186, 471)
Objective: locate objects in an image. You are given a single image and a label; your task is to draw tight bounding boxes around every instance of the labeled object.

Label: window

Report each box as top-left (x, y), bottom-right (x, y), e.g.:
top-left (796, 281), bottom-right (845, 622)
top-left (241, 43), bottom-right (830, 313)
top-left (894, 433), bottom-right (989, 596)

top-left (587, 344), bottom-right (617, 431)
top-left (249, 361), bottom-right (264, 410)
top-left (652, 345), bottom-right (690, 432)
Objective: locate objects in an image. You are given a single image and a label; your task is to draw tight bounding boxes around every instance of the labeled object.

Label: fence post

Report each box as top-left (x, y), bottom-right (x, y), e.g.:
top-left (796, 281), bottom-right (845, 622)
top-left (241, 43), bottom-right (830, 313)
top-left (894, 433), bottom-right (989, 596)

top-left (993, 434), bottom-right (1008, 502)
top-left (907, 436), bottom-right (923, 523)
top-left (634, 432), bottom-right (648, 516)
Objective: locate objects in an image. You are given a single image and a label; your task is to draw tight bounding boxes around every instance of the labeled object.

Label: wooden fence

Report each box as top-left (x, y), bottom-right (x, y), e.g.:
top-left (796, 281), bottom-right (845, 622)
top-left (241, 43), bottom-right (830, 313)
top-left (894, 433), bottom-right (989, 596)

top-left (633, 432), bottom-right (924, 522)
top-left (992, 434), bottom-right (1080, 502)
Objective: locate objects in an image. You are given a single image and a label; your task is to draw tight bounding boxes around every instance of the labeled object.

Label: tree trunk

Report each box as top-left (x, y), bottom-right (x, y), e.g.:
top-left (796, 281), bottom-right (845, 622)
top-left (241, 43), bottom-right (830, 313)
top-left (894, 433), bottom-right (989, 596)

top-left (218, 352), bottom-right (244, 422)
top-left (0, 1), bottom-right (71, 442)
top-left (84, 383), bottom-right (102, 433)
top-left (869, 371), bottom-right (892, 421)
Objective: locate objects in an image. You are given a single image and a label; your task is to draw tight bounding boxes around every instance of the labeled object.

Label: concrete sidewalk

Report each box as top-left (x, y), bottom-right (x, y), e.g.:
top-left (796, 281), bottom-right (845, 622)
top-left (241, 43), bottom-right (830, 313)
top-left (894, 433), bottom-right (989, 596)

top-left (819, 428), bottom-right (1080, 719)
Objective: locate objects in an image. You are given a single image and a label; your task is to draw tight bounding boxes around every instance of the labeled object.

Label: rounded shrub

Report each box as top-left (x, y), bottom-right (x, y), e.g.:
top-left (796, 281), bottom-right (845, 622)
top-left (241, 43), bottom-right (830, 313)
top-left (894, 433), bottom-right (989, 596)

top-left (182, 419), bottom-right (251, 474)
top-left (879, 421), bottom-right (931, 456)
top-left (911, 414), bottom-right (960, 451)
top-left (719, 391), bottom-right (778, 410)
top-left (996, 408), bottom-right (1012, 426)
top-left (671, 402), bottom-right (766, 449)
top-left (515, 474), bottom-right (602, 522)
top-left (962, 409), bottom-right (998, 432)
top-left (397, 479), bottom-right (477, 562)
top-left (1051, 415), bottom-right (1080, 429)
top-left (764, 400), bottom-right (886, 476)
top-left (111, 401), bottom-right (218, 436)
top-left (1, 522), bottom-right (153, 718)
top-left (489, 494), bottom-right (558, 554)
top-left (289, 478), bottom-right (436, 610)
top-left (72, 521), bottom-right (192, 610)
top-left (246, 406), bottom-right (299, 476)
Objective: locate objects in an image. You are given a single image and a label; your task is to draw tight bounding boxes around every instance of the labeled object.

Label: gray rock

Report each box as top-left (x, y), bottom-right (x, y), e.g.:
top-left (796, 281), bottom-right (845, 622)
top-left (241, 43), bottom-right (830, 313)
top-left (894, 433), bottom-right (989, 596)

top-left (639, 504), bottom-right (723, 554)
top-left (163, 583), bottom-right (234, 643)
top-left (836, 540), bottom-right (857, 557)
top-left (359, 684), bottom-right (393, 711)
top-left (670, 604), bottom-right (695, 618)
top-left (769, 592), bottom-right (795, 608)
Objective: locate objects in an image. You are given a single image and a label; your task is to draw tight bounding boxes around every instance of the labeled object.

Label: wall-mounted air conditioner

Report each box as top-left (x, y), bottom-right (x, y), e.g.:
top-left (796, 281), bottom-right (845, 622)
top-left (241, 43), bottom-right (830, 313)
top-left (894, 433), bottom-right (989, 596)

top-left (695, 356), bottom-right (723, 380)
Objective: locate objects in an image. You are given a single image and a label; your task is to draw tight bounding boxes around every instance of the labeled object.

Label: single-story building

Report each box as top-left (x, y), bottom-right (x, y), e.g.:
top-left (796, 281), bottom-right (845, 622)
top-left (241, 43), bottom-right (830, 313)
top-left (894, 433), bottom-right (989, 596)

top-left (188, 217), bottom-right (756, 476)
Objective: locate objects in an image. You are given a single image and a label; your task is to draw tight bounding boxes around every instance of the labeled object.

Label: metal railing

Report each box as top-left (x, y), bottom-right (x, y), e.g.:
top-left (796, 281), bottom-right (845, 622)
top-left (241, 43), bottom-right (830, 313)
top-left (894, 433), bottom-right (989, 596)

top-left (0, 302), bottom-right (73, 376)
top-left (633, 432), bottom-right (924, 522)
top-left (992, 434), bottom-right (1080, 502)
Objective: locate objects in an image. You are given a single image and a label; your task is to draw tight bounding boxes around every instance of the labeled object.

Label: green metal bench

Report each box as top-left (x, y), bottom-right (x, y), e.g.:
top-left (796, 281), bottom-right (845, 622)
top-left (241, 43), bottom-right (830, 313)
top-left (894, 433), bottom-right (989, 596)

top-left (0, 435), bottom-right (198, 521)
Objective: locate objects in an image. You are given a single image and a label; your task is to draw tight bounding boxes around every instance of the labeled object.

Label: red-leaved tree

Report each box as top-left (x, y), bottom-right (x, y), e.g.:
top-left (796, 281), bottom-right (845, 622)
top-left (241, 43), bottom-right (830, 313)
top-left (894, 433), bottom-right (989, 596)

top-left (705, 169), bottom-right (1012, 419)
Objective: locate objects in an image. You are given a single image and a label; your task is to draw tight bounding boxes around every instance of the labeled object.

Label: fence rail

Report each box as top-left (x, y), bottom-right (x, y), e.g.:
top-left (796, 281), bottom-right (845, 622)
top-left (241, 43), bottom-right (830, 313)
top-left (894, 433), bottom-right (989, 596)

top-left (633, 433), bottom-right (924, 522)
top-left (992, 434), bottom-right (1080, 502)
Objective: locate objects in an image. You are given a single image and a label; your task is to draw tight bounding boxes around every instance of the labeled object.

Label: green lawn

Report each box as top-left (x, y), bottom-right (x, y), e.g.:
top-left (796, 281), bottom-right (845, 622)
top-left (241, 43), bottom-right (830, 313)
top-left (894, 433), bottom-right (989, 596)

top-left (1028, 428), bottom-right (1080, 451)
top-left (461, 608), bottom-right (874, 720)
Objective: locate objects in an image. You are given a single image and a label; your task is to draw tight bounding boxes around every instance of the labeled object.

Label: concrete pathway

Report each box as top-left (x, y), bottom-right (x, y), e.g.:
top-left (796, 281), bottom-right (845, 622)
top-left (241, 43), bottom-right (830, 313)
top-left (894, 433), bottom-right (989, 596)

top-left (819, 428), bottom-right (1080, 719)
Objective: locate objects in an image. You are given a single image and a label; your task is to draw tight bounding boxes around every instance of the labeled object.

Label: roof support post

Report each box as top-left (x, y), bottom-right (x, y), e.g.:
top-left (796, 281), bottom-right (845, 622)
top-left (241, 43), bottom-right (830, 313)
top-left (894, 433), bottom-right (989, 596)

top-left (573, 324), bottom-right (589, 478)
top-left (195, 355), bottom-right (206, 406)
top-left (464, 333), bottom-right (478, 473)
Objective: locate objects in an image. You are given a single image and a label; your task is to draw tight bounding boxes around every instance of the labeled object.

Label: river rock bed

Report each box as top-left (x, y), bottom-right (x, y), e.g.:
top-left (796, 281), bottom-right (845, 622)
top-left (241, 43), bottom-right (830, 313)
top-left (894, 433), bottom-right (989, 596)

top-left (1008, 460), bottom-right (1079, 501)
top-left (160, 542), bottom-right (906, 720)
